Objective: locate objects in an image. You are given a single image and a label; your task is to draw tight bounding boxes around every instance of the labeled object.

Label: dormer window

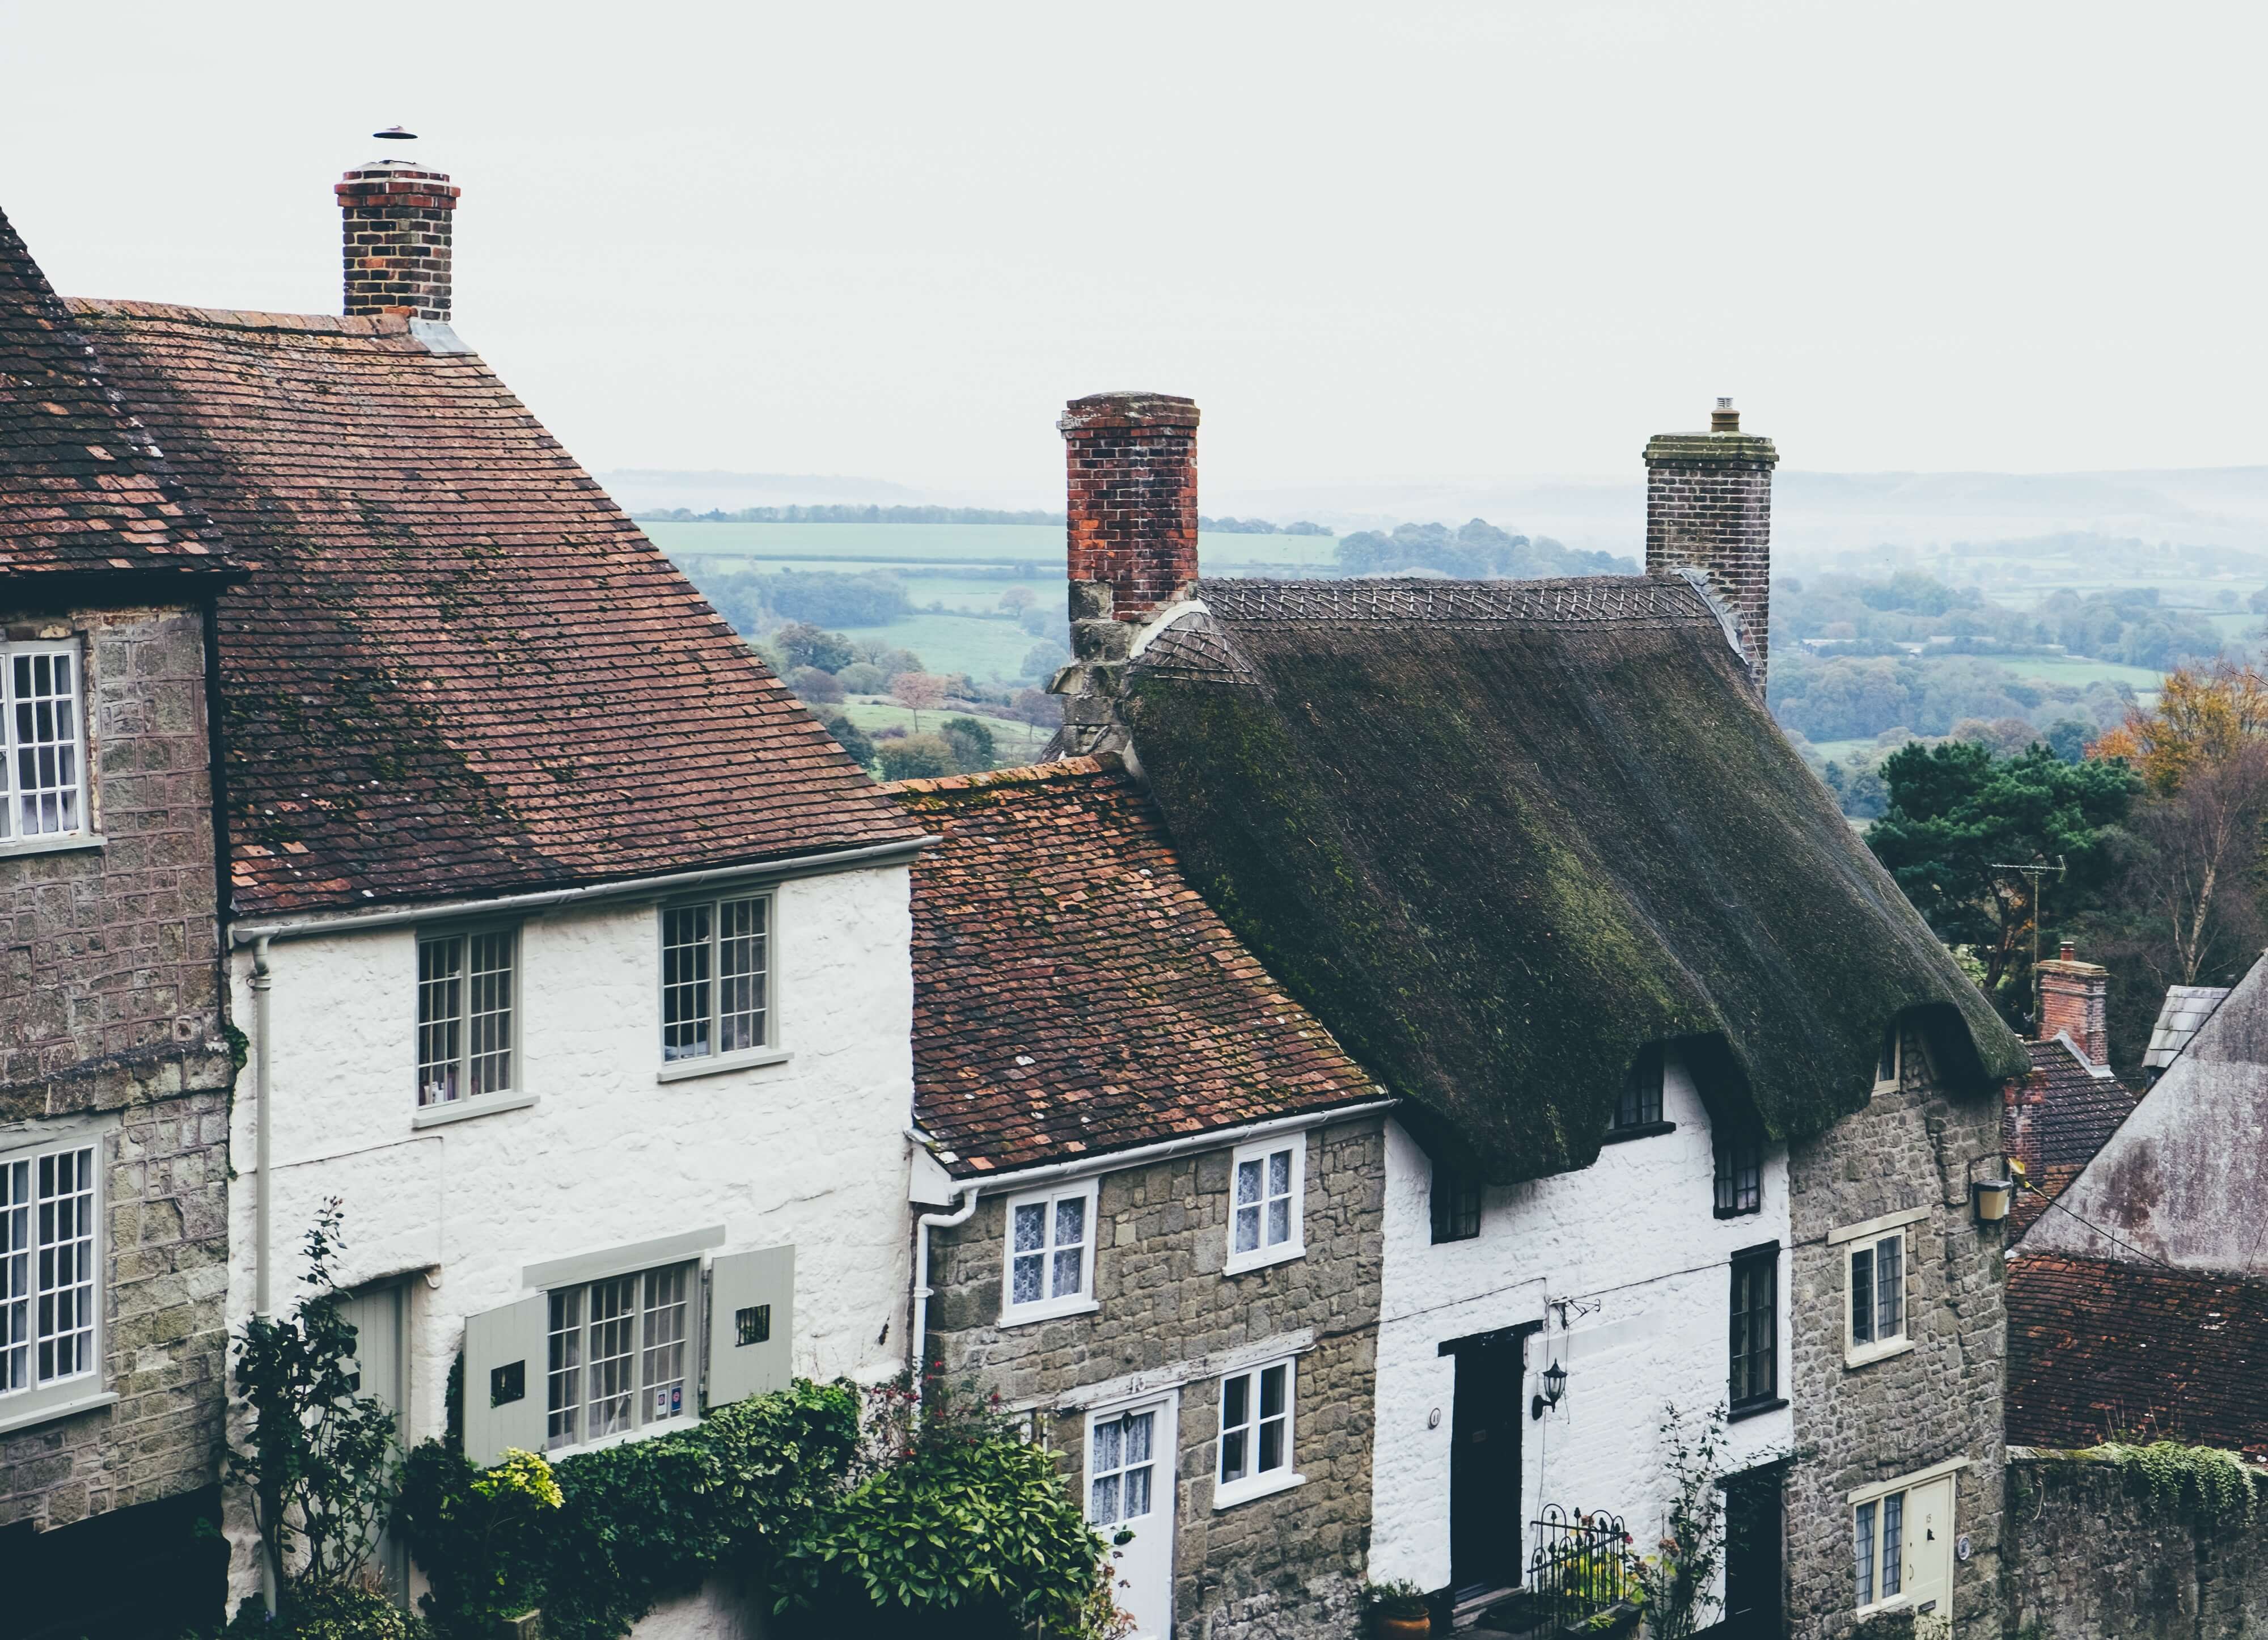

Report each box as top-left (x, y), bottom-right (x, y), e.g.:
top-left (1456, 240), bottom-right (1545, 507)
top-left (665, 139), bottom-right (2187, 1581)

top-left (1605, 1046), bottom-right (1674, 1143)
top-left (1875, 1022), bottom-right (1901, 1089)
top-left (1714, 1131), bottom-right (1762, 1216)
top-left (2, 642), bottom-right (88, 847)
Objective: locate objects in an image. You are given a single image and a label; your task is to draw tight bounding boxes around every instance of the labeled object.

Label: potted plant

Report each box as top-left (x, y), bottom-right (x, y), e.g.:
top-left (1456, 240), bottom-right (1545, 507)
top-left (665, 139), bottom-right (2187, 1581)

top-left (1363, 1579), bottom-right (1433, 1638)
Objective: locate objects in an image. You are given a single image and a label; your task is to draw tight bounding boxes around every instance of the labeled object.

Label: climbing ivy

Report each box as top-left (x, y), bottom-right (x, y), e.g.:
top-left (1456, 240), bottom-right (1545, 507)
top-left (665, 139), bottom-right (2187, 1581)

top-left (2093, 1439), bottom-right (2260, 1522)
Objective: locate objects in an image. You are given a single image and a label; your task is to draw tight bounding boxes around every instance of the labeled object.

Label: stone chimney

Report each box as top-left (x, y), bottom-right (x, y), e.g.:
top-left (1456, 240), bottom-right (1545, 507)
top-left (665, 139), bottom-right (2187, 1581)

top-left (2037, 940), bottom-right (2111, 1066)
top-left (337, 159), bottom-right (460, 320)
top-left (1643, 398), bottom-right (1778, 690)
top-left (1048, 391), bottom-right (1201, 757)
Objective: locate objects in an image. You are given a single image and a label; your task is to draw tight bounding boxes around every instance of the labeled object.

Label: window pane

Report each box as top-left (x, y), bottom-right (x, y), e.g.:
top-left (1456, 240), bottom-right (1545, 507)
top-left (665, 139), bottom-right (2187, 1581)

top-left (1234, 1158), bottom-right (1261, 1207)
top-left (1855, 1500), bottom-right (1876, 1605)
top-left (1123, 1458), bottom-right (1151, 1519)
top-left (1125, 1409), bottom-right (1151, 1464)
top-left (1013, 1203), bottom-right (1046, 1253)
top-left (1876, 1236), bottom-right (1904, 1340)
top-left (1267, 1149), bottom-right (1290, 1198)
top-left (1234, 1202), bottom-right (1260, 1254)
top-left (1881, 1493), bottom-right (1904, 1596)
top-left (0, 1159), bottom-right (28, 1392)
top-left (416, 937), bottom-right (464, 1107)
top-left (35, 1146), bottom-right (96, 1384)
top-left (1053, 1195), bottom-right (1085, 1251)
top-left (717, 897), bottom-right (768, 1053)
top-left (641, 1265), bottom-right (689, 1423)
top-left (467, 932), bottom-right (514, 1095)
top-left (1878, 1025), bottom-right (1898, 1084)
top-left (1090, 1471), bottom-right (1121, 1524)
top-left (1850, 1248), bottom-right (1875, 1345)
top-left (1051, 1246), bottom-right (1082, 1299)
top-left (661, 906), bottom-right (713, 1062)
top-left (547, 1288), bottom-right (583, 1447)
top-left (1012, 1253), bottom-right (1043, 1305)
top-left (11, 650), bottom-right (82, 838)
top-left (586, 1275), bottom-right (637, 1438)
top-left (1221, 1371), bottom-right (1252, 1483)
top-left (1092, 1417), bottom-right (1122, 1474)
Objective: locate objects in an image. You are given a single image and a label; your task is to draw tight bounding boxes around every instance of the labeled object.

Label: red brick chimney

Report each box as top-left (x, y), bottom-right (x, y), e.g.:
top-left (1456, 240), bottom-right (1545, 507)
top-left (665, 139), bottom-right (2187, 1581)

top-left (1643, 398), bottom-right (1778, 691)
top-left (1048, 391), bottom-right (1201, 756)
top-left (2037, 940), bottom-right (2111, 1066)
top-left (337, 159), bottom-right (460, 320)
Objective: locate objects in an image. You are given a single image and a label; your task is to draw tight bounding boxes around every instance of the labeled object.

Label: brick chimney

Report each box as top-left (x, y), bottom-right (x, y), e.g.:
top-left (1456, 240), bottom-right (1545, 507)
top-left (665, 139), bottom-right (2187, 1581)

top-left (1643, 398), bottom-right (1778, 690)
top-left (1047, 391), bottom-right (1201, 758)
top-left (337, 160), bottom-right (460, 320)
top-left (2037, 940), bottom-right (2111, 1066)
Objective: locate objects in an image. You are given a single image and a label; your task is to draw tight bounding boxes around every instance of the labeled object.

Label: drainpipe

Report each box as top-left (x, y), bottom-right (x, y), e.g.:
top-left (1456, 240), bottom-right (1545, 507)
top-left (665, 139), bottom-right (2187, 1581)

top-left (251, 936), bottom-right (274, 1321)
top-left (911, 1185), bottom-right (979, 1417)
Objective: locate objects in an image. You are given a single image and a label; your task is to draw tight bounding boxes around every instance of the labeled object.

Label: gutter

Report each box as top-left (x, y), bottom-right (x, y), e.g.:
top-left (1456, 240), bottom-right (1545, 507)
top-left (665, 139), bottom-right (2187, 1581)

top-left (226, 834), bottom-right (936, 947)
top-left (909, 1185), bottom-right (980, 1416)
top-left (251, 936), bottom-right (273, 1320)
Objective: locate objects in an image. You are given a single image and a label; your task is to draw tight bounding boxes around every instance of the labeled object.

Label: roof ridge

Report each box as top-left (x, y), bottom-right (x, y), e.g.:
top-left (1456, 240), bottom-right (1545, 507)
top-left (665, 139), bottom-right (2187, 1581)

top-left (885, 755), bottom-right (1114, 797)
top-left (66, 297), bottom-right (403, 337)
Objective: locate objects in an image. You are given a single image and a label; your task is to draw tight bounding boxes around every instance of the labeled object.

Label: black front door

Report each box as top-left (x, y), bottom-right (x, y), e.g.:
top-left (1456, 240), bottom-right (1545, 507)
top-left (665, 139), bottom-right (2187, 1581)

top-left (1449, 1330), bottom-right (1526, 1594)
top-left (1721, 1466), bottom-right (1785, 1637)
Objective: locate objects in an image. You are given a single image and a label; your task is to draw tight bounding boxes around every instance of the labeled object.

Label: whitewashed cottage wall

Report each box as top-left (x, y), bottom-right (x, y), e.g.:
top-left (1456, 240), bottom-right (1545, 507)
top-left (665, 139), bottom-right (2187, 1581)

top-left (1368, 1052), bottom-right (1792, 1593)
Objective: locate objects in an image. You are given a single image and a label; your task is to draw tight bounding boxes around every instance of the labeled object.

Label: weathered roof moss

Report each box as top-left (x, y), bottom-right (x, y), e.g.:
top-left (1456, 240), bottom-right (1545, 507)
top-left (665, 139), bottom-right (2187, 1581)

top-left (1124, 576), bottom-right (2028, 1182)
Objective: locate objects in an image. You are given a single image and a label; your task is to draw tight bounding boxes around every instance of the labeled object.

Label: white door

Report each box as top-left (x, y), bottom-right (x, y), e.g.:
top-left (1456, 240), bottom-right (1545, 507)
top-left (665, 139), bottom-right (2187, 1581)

top-left (1087, 1398), bottom-right (1177, 1640)
top-left (1899, 1476), bottom-right (1956, 1619)
top-left (339, 1283), bottom-right (410, 1606)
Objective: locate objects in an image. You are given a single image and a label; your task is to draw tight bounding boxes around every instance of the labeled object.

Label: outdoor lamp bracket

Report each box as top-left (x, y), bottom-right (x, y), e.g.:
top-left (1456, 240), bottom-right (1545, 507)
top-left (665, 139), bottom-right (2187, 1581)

top-left (1531, 1358), bottom-right (1567, 1420)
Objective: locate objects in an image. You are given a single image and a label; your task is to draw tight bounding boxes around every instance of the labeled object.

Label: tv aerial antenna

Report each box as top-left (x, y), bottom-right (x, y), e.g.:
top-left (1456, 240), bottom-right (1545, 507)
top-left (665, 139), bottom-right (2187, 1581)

top-left (1990, 855), bottom-right (2067, 1026)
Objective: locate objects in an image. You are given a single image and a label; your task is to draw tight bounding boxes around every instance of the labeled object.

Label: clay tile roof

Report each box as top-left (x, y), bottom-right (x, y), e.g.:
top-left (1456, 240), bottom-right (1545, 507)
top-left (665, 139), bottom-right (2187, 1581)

top-left (2008, 1252), bottom-right (2268, 1456)
top-left (2008, 1038), bottom-right (2139, 1234)
top-left (62, 298), bottom-right (917, 915)
top-left (0, 210), bottom-right (231, 577)
top-left (891, 758), bottom-right (1382, 1177)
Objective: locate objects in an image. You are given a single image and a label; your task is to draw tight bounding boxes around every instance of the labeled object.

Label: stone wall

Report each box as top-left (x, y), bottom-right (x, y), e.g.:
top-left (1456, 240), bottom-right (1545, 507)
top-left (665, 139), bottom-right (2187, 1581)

top-left (0, 601), bottom-right (234, 1562)
top-left (1785, 1022), bottom-right (2009, 1639)
top-left (2003, 1453), bottom-right (2268, 1638)
top-left (927, 1116), bottom-right (1385, 1640)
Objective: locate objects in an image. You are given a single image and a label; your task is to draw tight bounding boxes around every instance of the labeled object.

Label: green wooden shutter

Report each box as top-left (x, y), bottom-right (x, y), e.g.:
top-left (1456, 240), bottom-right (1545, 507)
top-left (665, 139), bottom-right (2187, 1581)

top-left (463, 1294), bottom-right (549, 1468)
top-left (705, 1244), bottom-right (794, 1409)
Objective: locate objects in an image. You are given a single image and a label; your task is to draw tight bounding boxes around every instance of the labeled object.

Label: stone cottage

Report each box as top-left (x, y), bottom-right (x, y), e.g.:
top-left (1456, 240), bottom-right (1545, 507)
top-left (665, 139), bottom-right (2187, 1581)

top-left (1046, 392), bottom-right (2029, 1637)
top-left (0, 206), bottom-right (242, 1637)
top-left (895, 758), bottom-right (1391, 1640)
top-left (21, 143), bottom-right (930, 1627)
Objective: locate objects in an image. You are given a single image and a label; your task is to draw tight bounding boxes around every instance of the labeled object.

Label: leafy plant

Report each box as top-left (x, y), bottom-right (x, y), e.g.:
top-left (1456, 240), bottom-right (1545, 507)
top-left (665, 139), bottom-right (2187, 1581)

top-left (225, 1201), bottom-right (401, 1599)
top-left (2092, 1438), bottom-right (2259, 1521)
top-left (1620, 1404), bottom-right (1732, 1640)
top-left (1363, 1578), bottom-right (1431, 1620)
top-left (217, 1580), bottom-right (431, 1639)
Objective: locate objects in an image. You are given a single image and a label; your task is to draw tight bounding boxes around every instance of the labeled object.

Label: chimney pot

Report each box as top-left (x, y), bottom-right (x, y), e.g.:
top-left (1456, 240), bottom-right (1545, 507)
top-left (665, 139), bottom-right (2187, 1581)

top-left (1711, 397), bottom-right (1740, 432)
top-left (2059, 940), bottom-right (2076, 961)
top-left (336, 157), bottom-right (459, 321)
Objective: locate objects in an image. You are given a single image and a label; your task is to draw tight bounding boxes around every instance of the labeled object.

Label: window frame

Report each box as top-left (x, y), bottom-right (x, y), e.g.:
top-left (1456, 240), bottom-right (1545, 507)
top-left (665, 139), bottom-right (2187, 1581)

top-left (1713, 1128), bottom-right (1763, 1218)
top-left (1846, 1226), bottom-right (1912, 1367)
top-left (1223, 1136), bottom-right (1305, 1274)
top-left (0, 637), bottom-right (95, 854)
top-left (1429, 1159), bottom-right (1483, 1244)
top-left (414, 921), bottom-right (522, 1110)
top-left (1604, 1045), bottom-right (1675, 1142)
top-left (1875, 1022), bottom-right (1902, 1090)
top-left (1850, 1456), bottom-right (1967, 1616)
top-left (541, 1259), bottom-right (699, 1455)
top-left (998, 1179), bottom-right (1100, 1326)
top-left (0, 1120), bottom-right (114, 1434)
top-left (1727, 1242), bottom-right (1782, 1415)
top-left (1213, 1355), bottom-right (1302, 1509)
top-left (655, 887), bottom-right (783, 1079)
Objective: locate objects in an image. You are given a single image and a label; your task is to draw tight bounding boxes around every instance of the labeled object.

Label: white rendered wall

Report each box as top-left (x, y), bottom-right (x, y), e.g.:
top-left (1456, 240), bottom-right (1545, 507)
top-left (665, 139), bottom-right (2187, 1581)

top-left (1368, 1053), bottom-right (1793, 1593)
top-left (221, 863), bottom-right (916, 1609)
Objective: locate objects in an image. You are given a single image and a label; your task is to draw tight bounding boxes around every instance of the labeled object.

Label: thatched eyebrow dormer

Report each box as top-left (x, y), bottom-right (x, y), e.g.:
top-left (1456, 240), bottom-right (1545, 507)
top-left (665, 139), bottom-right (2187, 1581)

top-left (1120, 575), bottom-right (2029, 1183)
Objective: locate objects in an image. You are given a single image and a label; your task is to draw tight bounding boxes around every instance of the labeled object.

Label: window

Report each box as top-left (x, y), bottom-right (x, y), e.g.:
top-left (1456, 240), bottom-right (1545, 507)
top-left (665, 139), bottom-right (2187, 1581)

top-left (543, 1262), bottom-right (692, 1449)
top-left (1848, 1230), bottom-right (1907, 1359)
top-left (1728, 1245), bottom-right (1779, 1411)
top-left (1001, 1182), bottom-right (1096, 1322)
top-left (1875, 1022), bottom-right (1901, 1089)
top-left (1855, 1491), bottom-right (1905, 1606)
top-left (661, 893), bottom-right (771, 1063)
top-left (0, 1140), bottom-right (100, 1406)
top-left (1088, 1405), bottom-right (1160, 1528)
top-left (1714, 1130), bottom-right (1762, 1216)
top-left (1851, 1464), bottom-right (1960, 1615)
top-left (1430, 1160), bottom-right (1482, 1244)
top-left (1216, 1358), bottom-right (1299, 1506)
top-left (1, 642), bottom-right (87, 845)
top-left (416, 928), bottom-right (516, 1106)
top-left (1606, 1046), bottom-right (1671, 1140)
top-left (1225, 1138), bottom-right (1304, 1272)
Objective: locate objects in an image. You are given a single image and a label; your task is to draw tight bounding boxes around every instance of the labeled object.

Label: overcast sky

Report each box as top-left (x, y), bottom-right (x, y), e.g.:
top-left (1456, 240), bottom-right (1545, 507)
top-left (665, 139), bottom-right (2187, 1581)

top-left (2, 1), bottom-right (2260, 504)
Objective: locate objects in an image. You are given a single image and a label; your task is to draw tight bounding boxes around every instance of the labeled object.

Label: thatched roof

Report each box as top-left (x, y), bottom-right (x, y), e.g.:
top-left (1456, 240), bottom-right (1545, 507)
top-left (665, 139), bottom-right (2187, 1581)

top-left (1122, 574), bottom-right (2028, 1182)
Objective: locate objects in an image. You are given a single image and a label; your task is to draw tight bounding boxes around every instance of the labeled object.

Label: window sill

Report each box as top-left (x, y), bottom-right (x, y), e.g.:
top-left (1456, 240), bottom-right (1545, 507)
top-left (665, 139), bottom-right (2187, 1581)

top-left (543, 1411), bottom-right (701, 1462)
top-left (656, 1046), bottom-right (792, 1084)
top-left (1213, 1469), bottom-right (1305, 1511)
top-left (1727, 1397), bottom-right (1789, 1424)
top-left (998, 1296), bottom-right (1100, 1330)
top-left (1223, 1241), bottom-right (1305, 1278)
top-left (0, 1388), bottom-right (117, 1436)
top-left (1844, 1336), bottom-right (1916, 1371)
top-left (1601, 1119), bottom-right (1677, 1146)
top-left (412, 1091), bottom-right (540, 1130)
top-left (0, 831), bottom-right (104, 860)
top-left (1712, 1204), bottom-right (1763, 1220)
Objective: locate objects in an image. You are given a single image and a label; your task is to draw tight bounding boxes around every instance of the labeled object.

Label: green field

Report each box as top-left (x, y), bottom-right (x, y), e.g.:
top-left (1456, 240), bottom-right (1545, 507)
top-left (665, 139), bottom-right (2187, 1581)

top-left (834, 699), bottom-right (1052, 761)
top-left (1993, 654), bottom-right (2165, 696)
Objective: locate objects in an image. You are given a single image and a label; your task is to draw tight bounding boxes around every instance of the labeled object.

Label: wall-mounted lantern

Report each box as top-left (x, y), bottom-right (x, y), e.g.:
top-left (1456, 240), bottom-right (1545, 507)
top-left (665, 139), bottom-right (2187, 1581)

top-left (1969, 1153), bottom-right (2015, 1223)
top-left (1531, 1358), bottom-right (1567, 1420)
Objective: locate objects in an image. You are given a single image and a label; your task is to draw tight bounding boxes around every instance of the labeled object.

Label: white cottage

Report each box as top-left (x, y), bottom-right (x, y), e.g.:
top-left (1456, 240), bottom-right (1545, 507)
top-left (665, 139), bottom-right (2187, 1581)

top-left (58, 146), bottom-right (929, 1621)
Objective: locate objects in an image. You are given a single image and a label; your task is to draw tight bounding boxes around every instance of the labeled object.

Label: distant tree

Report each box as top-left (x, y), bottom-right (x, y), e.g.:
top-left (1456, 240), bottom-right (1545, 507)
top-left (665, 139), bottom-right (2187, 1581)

top-left (1020, 641), bottom-right (1070, 682)
top-left (997, 586), bottom-right (1037, 616)
top-left (1017, 605), bottom-right (1061, 639)
top-left (940, 716), bottom-right (997, 773)
top-left (836, 661), bottom-right (886, 695)
top-left (818, 710), bottom-right (877, 771)
top-left (877, 736), bottom-right (957, 781)
top-left (775, 622), bottom-right (856, 673)
top-left (1821, 760), bottom-right (1889, 821)
top-left (2250, 588), bottom-right (2268, 615)
top-left (786, 665), bottom-right (845, 704)
top-left (1950, 717), bottom-right (2045, 759)
top-left (769, 570), bottom-right (911, 627)
top-left (2044, 718), bottom-right (2094, 763)
top-left (2093, 662), bottom-right (2268, 793)
top-left (891, 671), bottom-right (949, 733)
top-left (1866, 742), bottom-right (2139, 1022)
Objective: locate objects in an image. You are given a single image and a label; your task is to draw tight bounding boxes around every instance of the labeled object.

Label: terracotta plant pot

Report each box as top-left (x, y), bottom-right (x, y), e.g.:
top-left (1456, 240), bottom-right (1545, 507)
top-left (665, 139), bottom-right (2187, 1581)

top-left (1374, 1616), bottom-right (1431, 1639)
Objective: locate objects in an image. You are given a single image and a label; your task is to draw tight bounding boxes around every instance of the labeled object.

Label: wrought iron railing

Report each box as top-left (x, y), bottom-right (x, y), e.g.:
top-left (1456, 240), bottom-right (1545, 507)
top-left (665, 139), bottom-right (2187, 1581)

top-left (1525, 1505), bottom-right (1633, 1630)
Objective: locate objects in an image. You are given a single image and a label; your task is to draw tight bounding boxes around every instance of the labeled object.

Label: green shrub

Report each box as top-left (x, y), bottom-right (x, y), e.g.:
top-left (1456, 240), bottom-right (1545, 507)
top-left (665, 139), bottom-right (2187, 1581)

top-left (219, 1581), bottom-right (430, 1639)
top-left (2094, 1439), bottom-right (2259, 1521)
